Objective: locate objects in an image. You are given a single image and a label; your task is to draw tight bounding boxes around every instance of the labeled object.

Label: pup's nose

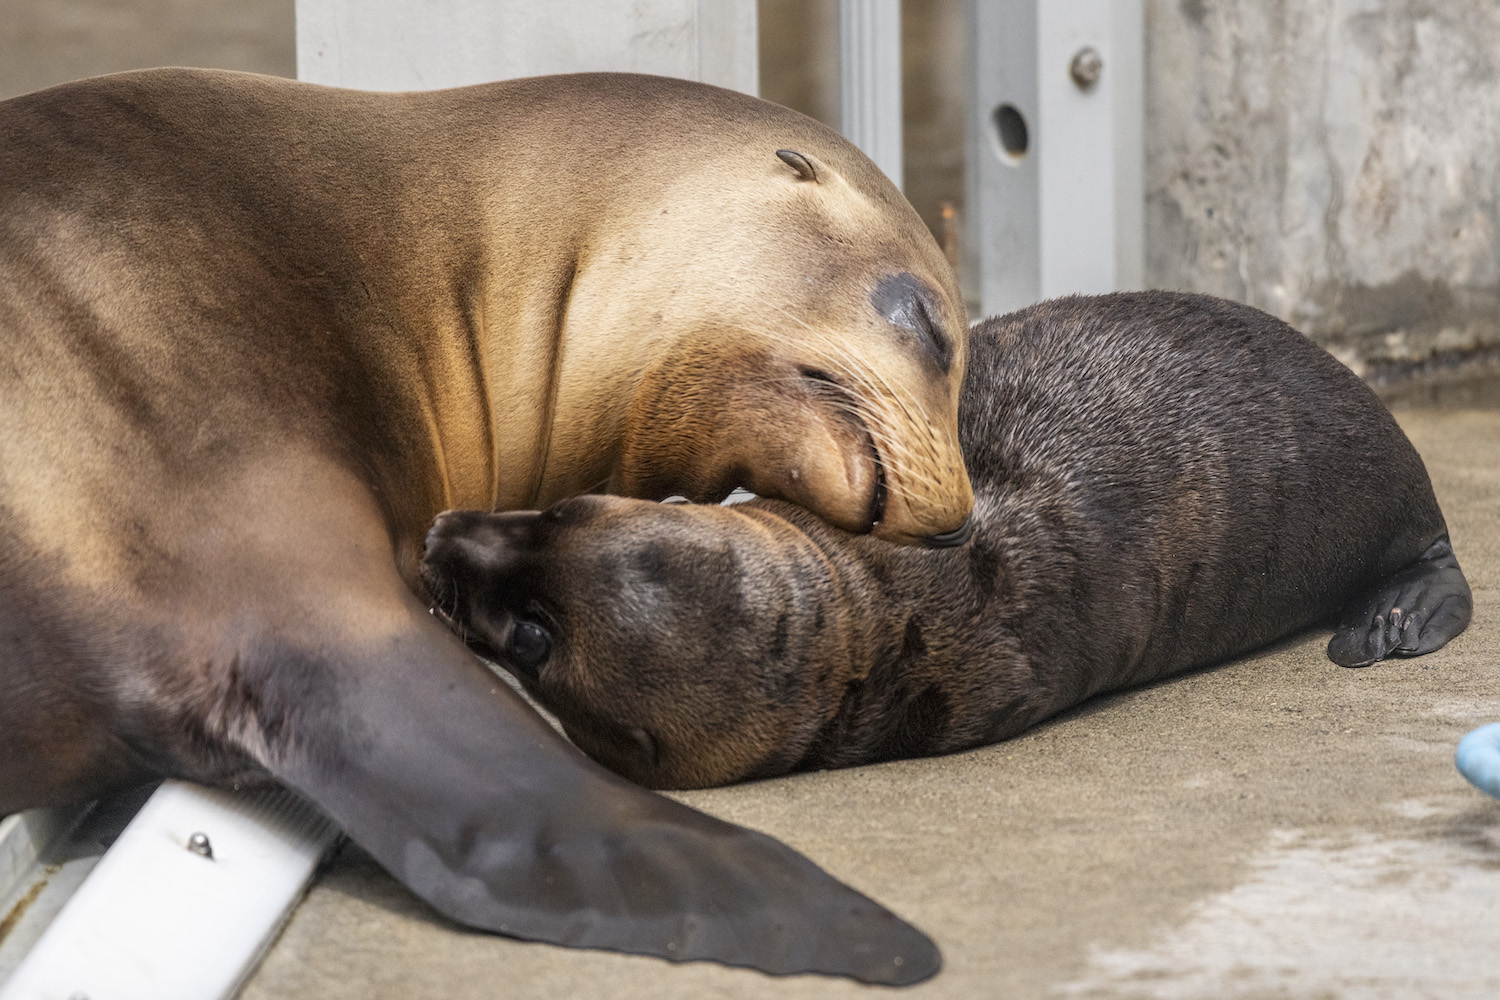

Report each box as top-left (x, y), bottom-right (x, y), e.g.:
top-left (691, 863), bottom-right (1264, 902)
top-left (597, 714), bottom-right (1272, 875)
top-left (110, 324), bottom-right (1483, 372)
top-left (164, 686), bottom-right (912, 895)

top-left (424, 509), bottom-right (544, 569)
top-left (425, 509), bottom-right (483, 552)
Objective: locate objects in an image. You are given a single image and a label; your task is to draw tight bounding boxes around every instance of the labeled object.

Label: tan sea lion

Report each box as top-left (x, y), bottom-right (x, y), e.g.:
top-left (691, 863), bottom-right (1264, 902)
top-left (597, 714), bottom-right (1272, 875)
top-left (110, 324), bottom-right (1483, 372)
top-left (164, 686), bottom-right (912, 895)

top-left (422, 291), bottom-right (1474, 790)
top-left (0, 67), bottom-right (978, 983)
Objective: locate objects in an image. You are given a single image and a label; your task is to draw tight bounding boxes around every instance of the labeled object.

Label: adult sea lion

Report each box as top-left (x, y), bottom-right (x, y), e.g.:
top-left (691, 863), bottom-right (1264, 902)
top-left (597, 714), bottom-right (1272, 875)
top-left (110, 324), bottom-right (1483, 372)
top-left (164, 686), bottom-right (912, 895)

top-left (0, 67), bottom-right (977, 983)
top-left (423, 291), bottom-right (1474, 789)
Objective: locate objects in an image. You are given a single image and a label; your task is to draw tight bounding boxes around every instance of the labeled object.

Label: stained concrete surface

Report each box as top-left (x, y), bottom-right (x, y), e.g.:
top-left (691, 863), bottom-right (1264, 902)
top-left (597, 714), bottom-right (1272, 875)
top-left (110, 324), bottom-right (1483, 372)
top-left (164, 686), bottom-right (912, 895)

top-left (240, 407), bottom-right (1499, 1000)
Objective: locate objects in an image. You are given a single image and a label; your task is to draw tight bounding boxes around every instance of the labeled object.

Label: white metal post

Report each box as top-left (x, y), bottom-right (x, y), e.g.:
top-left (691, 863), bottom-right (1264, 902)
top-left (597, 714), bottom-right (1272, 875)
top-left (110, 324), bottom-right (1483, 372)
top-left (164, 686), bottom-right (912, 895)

top-left (966, 0), bottom-right (1143, 316)
top-left (838, 0), bottom-right (903, 189)
top-left (297, 0), bottom-right (758, 95)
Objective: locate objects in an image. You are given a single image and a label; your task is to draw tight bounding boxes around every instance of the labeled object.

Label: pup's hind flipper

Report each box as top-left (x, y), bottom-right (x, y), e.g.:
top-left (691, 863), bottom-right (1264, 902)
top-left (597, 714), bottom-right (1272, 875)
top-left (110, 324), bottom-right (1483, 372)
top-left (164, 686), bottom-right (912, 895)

top-left (1328, 536), bottom-right (1472, 667)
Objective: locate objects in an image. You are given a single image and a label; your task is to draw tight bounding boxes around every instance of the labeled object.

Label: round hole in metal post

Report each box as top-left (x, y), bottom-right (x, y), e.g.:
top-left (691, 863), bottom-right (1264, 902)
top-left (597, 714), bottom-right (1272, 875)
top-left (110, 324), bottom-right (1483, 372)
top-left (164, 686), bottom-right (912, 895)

top-left (991, 103), bottom-right (1029, 164)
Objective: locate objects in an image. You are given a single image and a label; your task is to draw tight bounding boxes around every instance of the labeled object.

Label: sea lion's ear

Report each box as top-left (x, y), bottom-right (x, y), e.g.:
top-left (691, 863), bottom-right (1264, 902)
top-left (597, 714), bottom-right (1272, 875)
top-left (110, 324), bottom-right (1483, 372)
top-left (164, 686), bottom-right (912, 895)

top-left (260, 600), bottom-right (940, 985)
top-left (776, 149), bottom-right (819, 182)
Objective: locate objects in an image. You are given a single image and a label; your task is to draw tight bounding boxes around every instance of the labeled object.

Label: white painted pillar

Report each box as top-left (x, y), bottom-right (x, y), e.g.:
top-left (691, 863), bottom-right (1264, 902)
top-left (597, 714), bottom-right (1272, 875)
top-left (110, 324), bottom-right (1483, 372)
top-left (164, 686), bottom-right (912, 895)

top-left (296, 0), bottom-right (758, 95)
top-left (965, 0), bottom-right (1143, 316)
top-left (838, 0), bottom-right (903, 189)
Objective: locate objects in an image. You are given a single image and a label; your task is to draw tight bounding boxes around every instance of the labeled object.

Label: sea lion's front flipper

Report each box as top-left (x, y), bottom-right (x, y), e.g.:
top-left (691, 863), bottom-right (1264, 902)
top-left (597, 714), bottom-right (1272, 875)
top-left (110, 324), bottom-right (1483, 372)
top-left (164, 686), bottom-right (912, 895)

top-left (1328, 536), bottom-right (1474, 667)
top-left (259, 607), bottom-right (939, 986)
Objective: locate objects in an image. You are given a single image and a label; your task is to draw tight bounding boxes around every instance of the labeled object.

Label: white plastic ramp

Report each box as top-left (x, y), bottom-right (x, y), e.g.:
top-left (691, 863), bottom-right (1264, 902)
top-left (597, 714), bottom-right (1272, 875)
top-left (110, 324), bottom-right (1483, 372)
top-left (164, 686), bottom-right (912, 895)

top-left (0, 781), bottom-right (340, 1000)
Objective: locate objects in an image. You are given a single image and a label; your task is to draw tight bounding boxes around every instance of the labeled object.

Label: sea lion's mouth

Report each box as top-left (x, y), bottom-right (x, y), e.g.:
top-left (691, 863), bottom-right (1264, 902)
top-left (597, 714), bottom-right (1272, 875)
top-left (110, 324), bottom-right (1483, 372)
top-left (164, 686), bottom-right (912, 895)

top-left (868, 446), bottom-right (889, 531)
top-left (427, 598), bottom-right (455, 628)
top-left (422, 577), bottom-right (492, 654)
top-left (419, 518), bottom-right (502, 653)
top-left (800, 366), bottom-right (885, 534)
top-left (554, 712), bottom-right (663, 785)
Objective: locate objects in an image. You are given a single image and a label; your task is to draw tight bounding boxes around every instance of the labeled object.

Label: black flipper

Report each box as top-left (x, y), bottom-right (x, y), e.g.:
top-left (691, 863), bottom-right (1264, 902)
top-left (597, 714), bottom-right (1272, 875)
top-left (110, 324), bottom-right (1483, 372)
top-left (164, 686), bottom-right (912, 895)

top-left (257, 599), bottom-right (939, 985)
top-left (1328, 536), bottom-right (1473, 668)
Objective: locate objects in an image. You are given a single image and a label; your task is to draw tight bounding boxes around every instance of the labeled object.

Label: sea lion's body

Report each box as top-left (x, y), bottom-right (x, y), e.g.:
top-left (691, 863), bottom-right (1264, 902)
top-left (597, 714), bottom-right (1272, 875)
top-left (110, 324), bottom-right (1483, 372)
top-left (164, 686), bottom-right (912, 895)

top-left (0, 68), bottom-right (976, 983)
top-left (424, 292), bottom-right (1473, 789)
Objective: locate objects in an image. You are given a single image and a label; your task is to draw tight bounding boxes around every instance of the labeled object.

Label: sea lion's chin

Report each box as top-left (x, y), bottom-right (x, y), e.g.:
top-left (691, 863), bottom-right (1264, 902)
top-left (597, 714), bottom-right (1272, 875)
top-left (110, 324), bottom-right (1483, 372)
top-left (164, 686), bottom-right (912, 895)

top-left (870, 488), bottom-right (974, 548)
top-left (543, 688), bottom-right (753, 790)
top-left (555, 718), bottom-right (658, 786)
top-left (545, 676), bottom-right (787, 791)
top-left (551, 713), bottom-right (688, 789)
top-left (705, 390), bottom-right (975, 548)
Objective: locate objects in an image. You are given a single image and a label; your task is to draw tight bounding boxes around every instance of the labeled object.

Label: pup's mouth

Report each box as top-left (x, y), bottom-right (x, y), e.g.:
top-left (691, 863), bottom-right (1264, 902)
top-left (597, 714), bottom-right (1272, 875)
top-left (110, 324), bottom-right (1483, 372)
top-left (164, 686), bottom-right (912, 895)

top-left (418, 559), bottom-right (457, 626)
top-left (418, 522), bottom-right (495, 653)
top-left (420, 569), bottom-right (489, 656)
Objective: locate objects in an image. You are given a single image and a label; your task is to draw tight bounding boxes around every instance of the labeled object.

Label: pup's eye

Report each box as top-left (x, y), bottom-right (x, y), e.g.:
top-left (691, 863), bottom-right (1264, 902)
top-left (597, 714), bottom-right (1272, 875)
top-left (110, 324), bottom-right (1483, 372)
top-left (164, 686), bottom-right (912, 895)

top-left (507, 620), bottom-right (551, 671)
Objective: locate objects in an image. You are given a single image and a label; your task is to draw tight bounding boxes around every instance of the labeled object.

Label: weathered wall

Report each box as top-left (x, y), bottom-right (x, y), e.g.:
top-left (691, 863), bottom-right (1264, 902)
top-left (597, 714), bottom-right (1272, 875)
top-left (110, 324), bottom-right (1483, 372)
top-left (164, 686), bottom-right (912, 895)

top-left (1148, 0), bottom-right (1500, 397)
top-left (899, 0), bottom-right (967, 268)
top-left (758, 0), bottom-right (840, 129)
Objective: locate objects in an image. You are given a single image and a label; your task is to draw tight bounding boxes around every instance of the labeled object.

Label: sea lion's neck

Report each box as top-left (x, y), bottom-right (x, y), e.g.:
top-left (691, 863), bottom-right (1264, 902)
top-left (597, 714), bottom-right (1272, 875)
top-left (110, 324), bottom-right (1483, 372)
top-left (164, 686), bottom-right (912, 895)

top-left (305, 101), bottom-right (622, 523)
top-left (792, 538), bottom-right (958, 770)
top-left (791, 514), bottom-right (1063, 770)
top-left (338, 96), bottom-right (669, 519)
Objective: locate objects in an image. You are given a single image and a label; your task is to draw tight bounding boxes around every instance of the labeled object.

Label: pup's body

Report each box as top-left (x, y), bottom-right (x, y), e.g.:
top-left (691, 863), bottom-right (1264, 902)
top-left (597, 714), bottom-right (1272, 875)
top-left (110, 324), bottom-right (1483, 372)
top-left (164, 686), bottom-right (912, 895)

top-left (424, 292), bottom-right (1473, 789)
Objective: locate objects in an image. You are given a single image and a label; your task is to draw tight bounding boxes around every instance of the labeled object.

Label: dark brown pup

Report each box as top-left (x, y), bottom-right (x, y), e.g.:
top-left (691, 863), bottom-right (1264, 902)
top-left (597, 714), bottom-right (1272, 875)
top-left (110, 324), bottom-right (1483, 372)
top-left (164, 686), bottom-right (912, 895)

top-left (0, 68), bottom-right (975, 984)
top-left (424, 291), bottom-right (1473, 790)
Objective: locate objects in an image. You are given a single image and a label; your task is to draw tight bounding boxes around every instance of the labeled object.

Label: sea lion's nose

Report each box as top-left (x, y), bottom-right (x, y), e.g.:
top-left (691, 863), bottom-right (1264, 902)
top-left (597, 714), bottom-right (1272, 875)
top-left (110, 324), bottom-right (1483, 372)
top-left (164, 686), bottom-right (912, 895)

top-left (923, 513), bottom-right (973, 548)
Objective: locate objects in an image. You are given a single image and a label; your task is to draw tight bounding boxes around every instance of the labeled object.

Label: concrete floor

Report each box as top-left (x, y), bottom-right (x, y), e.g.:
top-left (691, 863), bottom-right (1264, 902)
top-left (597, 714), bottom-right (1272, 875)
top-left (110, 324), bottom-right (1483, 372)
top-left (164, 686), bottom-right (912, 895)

top-left (242, 407), bottom-right (1500, 1000)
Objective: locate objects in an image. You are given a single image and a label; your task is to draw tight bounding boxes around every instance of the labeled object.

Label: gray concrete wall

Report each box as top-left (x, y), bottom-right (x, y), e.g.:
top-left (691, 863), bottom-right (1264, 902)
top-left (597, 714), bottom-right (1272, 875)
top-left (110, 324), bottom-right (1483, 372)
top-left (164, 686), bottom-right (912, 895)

top-left (0, 0), bottom-right (293, 100)
top-left (1147, 0), bottom-right (1500, 397)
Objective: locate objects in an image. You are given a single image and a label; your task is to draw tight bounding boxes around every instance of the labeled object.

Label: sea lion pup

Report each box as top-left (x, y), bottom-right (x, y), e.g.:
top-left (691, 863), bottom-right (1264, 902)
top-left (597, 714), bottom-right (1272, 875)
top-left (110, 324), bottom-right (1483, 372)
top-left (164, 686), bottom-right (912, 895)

top-left (0, 68), bottom-right (975, 983)
top-left (423, 291), bottom-right (1473, 790)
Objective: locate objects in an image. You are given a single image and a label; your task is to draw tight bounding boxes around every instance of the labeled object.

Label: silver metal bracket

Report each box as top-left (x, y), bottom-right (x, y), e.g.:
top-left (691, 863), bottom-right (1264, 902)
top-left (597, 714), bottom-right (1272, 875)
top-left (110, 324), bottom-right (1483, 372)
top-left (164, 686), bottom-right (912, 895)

top-left (965, 0), bottom-right (1143, 315)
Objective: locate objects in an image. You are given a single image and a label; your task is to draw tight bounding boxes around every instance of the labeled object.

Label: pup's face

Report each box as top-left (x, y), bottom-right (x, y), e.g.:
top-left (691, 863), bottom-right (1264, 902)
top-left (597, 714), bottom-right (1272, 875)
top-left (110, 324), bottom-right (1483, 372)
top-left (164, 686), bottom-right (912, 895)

top-left (419, 496), bottom-right (851, 789)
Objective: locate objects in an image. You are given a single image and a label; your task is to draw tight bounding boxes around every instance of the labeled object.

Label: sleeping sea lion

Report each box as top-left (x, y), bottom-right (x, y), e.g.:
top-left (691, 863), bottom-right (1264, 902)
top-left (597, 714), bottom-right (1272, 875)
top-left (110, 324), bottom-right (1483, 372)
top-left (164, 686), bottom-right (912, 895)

top-left (422, 291), bottom-right (1474, 789)
top-left (0, 67), bottom-right (977, 983)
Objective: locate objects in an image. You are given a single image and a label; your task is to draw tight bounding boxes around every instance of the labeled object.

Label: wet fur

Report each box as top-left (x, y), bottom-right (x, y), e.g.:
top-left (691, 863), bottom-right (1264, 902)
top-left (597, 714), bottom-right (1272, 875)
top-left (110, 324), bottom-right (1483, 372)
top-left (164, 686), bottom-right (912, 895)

top-left (425, 292), bottom-right (1473, 788)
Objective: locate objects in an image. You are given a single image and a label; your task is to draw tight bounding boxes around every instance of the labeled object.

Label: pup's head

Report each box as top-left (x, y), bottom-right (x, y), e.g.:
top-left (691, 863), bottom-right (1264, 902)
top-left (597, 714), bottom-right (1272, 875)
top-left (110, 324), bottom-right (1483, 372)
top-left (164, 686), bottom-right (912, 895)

top-left (420, 496), bottom-right (855, 788)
